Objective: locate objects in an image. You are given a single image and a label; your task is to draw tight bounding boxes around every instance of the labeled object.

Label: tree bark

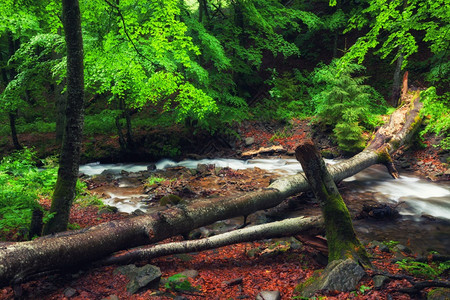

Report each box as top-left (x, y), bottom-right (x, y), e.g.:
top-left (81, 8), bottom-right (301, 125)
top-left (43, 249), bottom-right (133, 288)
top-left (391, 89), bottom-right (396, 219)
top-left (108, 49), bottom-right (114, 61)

top-left (0, 92), bottom-right (422, 287)
top-left (43, 0), bottom-right (85, 234)
top-left (295, 140), bottom-right (371, 267)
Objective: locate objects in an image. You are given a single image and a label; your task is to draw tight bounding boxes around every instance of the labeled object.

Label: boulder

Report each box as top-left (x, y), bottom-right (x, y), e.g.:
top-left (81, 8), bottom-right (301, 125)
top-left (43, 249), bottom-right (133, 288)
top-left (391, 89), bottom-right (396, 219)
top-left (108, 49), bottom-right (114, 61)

top-left (114, 264), bottom-right (162, 294)
top-left (301, 259), bottom-right (365, 297)
top-left (245, 137), bottom-right (255, 146)
top-left (256, 290), bottom-right (281, 300)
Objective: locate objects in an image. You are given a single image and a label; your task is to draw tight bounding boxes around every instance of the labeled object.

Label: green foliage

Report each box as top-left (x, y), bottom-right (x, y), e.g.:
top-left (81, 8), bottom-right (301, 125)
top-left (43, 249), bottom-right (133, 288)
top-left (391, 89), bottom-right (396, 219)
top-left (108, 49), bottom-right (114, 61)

top-left (382, 240), bottom-right (399, 250)
top-left (341, 0), bottom-right (450, 74)
top-left (146, 176), bottom-right (169, 186)
top-left (0, 149), bottom-right (53, 238)
top-left (83, 110), bottom-right (122, 135)
top-left (396, 258), bottom-right (449, 279)
top-left (359, 284), bottom-right (372, 294)
top-left (420, 87), bottom-right (450, 149)
top-left (164, 274), bottom-right (200, 292)
top-left (310, 60), bottom-right (386, 153)
top-left (0, 149), bottom-right (90, 238)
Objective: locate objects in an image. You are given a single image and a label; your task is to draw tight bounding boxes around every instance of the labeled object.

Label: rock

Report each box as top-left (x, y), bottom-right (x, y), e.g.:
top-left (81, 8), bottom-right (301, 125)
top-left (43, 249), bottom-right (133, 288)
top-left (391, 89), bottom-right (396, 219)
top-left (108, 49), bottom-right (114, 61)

top-left (393, 244), bottom-right (412, 254)
top-left (174, 296), bottom-right (189, 300)
top-left (132, 209), bottom-right (146, 216)
top-left (159, 194), bottom-right (184, 206)
top-left (179, 269), bottom-right (199, 279)
top-left (427, 287), bottom-right (450, 300)
top-left (301, 259), bottom-right (366, 297)
top-left (64, 287), bottom-right (77, 298)
top-left (373, 275), bottom-right (389, 288)
top-left (367, 241), bottom-right (390, 252)
top-left (98, 206), bottom-right (118, 214)
top-left (255, 290), bottom-right (281, 300)
top-left (114, 264), bottom-right (162, 294)
top-left (147, 164), bottom-right (156, 171)
top-left (197, 163), bottom-right (214, 175)
top-left (245, 137), bottom-right (255, 146)
top-left (101, 295), bottom-right (120, 300)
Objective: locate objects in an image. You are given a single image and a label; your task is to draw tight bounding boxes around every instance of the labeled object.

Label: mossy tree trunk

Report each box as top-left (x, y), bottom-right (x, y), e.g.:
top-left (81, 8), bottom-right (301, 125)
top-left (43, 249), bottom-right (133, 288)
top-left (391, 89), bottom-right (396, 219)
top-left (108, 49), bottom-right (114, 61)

top-left (295, 140), bottom-right (371, 267)
top-left (43, 0), bottom-right (85, 234)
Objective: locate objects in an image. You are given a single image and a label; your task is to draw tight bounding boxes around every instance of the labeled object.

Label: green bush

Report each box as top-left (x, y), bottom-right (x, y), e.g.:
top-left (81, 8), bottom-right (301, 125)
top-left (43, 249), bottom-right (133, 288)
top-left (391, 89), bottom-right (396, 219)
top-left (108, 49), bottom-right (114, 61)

top-left (0, 149), bottom-right (52, 238)
top-left (420, 87), bottom-right (450, 149)
top-left (0, 149), bottom-right (86, 239)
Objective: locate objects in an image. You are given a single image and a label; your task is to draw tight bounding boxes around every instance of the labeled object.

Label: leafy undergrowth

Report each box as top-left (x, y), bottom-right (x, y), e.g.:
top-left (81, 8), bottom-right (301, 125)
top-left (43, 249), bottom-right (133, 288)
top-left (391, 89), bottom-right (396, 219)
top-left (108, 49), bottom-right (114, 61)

top-left (1, 198), bottom-right (445, 300)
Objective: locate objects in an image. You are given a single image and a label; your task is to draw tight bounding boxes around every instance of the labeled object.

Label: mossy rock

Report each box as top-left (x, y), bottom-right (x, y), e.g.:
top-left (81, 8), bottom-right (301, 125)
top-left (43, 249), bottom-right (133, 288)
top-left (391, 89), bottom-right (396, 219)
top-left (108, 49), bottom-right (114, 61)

top-left (159, 194), bottom-right (184, 206)
top-left (299, 259), bottom-right (366, 297)
top-left (427, 288), bottom-right (450, 300)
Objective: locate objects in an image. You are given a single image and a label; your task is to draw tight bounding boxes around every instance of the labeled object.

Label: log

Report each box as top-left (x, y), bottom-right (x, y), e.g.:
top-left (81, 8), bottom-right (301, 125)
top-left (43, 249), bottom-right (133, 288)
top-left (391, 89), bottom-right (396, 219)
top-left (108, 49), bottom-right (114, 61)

top-left (0, 92), bottom-right (423, 287)
top-left (99, 215), bottom-right (324, 266)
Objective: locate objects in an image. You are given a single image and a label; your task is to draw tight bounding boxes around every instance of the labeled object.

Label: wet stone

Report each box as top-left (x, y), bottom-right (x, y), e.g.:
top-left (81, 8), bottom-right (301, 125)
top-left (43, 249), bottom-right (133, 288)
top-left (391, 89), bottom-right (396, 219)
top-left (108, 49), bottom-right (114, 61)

top-left (256, 290), bottom-right (281, 300)
top-left (373, 275), bottom-right (389, 288)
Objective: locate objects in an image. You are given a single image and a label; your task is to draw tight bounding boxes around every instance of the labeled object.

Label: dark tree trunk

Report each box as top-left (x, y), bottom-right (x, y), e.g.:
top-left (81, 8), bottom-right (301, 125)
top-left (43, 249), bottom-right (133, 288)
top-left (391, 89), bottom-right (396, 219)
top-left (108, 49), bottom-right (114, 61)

top-left (390, 52), bottom-right (404, 107)
top-left (54, 81), bottom-right (66, 145)
top-left (295, 140), bottom-right (371, 267)
top-left (8, 111), bottom-right (22, 150)
top-left (43, 0), bottom-right (85, 235)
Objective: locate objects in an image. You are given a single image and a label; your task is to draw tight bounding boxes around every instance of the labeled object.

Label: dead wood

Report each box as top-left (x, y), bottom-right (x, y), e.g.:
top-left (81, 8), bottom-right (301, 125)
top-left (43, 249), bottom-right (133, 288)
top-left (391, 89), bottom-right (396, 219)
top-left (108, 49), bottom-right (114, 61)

top-left (98, 216), bottom-right (324, 266)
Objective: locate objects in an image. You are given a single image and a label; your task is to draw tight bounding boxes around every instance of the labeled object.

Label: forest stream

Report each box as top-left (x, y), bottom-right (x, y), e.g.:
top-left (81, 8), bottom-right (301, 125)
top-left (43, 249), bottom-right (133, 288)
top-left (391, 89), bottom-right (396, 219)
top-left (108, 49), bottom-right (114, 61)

top-left (80, 158), bottom-right (450, 256)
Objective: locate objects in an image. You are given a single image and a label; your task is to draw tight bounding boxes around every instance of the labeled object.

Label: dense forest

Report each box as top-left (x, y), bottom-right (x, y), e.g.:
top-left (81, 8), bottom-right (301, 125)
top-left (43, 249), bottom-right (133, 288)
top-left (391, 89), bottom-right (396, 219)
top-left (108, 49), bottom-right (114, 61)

top-left (0, 0), bottom-right (449, 299)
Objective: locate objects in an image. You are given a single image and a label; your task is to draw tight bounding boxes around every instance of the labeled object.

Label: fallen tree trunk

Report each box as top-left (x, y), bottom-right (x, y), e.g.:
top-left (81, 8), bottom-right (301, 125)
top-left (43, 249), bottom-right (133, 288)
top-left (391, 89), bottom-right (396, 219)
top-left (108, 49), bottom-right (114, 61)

top-left (0, 92), bottom-right (423, 287)
top-left (99, 215), bottom-right (324, 266)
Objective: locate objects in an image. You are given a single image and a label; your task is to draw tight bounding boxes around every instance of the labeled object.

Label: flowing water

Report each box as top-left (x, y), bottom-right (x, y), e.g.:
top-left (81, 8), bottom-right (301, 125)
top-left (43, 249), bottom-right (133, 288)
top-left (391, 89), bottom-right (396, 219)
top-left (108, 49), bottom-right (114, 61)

top-left (80, 158), bottom-right (450, 254)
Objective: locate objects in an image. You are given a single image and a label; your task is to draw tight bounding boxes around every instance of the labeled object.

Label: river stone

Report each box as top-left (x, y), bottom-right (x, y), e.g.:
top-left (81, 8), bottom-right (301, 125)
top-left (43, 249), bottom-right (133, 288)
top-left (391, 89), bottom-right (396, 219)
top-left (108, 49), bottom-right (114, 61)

top-left (179, 269), bottom-right (199, 279)
top-left (101, 295), bottom-right (119, 300)
top-left (301, 259), bottom-right (365, 297)
top-left (373, 275), bottom-right (389, 288)
top-left (64, 287), bottom-right (77, 298)
top-left (245, 137), bottom-right (255, 146)
top-left (255, 290), bottom-right (281, 300)
top-left (115, 264), bottom-right (162, 294)
top-left (427, 287), bottom-right (450, 300)
top-left (256, 290), bottom-right (281, 300)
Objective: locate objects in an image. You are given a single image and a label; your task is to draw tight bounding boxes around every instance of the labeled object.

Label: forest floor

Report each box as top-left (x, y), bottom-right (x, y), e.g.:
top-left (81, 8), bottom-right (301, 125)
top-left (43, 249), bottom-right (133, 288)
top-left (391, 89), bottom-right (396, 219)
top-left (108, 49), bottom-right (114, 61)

top-left (0, 119), bottom-right (449, 299)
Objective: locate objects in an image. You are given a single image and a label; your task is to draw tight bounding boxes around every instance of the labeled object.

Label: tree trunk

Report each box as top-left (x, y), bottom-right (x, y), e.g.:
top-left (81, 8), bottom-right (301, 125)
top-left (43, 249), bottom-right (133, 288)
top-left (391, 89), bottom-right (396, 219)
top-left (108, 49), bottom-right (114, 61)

top-left (43, 0), bottom-right (85, 235)
top-left (390, 52), bottom-right (404, 107)
top-left (8, 111), bottom-right (22, 150)
top-left (0, 92), bottom-right (422, 287)
top-left (295, 140), bottom-right (371, 267)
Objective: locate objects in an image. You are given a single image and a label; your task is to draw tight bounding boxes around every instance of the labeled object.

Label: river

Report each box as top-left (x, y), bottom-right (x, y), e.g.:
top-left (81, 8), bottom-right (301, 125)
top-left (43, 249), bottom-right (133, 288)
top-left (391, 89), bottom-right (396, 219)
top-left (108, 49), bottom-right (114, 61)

top-left (80, 158), bottom-right (450, 255)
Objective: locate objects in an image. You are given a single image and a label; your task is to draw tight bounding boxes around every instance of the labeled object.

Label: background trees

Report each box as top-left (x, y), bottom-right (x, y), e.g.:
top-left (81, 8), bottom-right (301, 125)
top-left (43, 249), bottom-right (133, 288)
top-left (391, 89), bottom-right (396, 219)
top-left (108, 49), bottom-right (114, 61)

top-left (0, 0), bottom-right (448, 157)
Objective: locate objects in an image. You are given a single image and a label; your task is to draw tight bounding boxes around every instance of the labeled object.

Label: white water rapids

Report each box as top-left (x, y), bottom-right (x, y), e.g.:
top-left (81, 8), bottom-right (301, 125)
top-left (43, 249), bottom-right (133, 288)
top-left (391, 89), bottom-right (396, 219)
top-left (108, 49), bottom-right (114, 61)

top-left (80, 158), bottom-right (450, 220)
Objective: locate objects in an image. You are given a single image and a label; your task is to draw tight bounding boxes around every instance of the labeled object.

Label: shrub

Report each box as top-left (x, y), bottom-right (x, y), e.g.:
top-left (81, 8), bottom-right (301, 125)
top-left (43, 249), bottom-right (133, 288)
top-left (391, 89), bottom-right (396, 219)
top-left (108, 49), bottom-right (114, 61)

top-left (310, 60), bottom-right (386, 153)
top-left (420, 87), bottom-right (450, 149)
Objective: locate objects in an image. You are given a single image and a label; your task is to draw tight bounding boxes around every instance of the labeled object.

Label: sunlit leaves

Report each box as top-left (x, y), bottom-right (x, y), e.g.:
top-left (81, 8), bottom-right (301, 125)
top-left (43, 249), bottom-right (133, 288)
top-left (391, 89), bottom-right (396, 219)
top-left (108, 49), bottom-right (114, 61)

top-left (342, 0), bottom-right (450, 69)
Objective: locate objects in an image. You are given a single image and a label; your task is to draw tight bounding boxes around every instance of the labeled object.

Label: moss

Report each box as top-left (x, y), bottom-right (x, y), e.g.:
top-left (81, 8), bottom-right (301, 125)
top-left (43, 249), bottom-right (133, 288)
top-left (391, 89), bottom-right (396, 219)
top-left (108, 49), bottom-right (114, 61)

top-left (321, 192), bottom-right (371, 267)
top-left (294, 270), bottom-right (322, 293)
top-left (376, 148), bottom-right (393, 164)
top-left (159, 194), bottom-right (184, 206)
